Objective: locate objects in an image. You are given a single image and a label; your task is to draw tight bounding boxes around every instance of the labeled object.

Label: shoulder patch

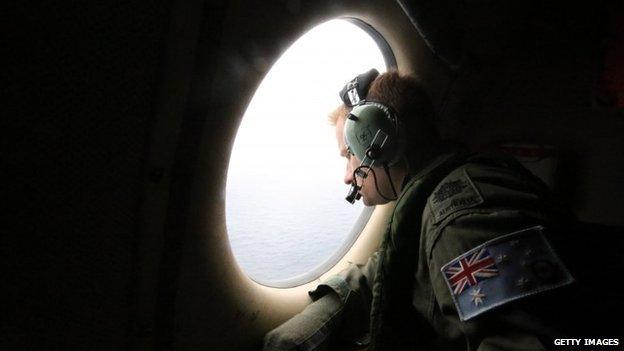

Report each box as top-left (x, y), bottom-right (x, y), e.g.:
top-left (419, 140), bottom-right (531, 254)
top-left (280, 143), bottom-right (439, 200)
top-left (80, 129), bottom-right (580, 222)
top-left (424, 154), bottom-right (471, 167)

top-left (440, 226), bottom-right (574, 321)
top-left (429, 169), bottom-right (484, 224)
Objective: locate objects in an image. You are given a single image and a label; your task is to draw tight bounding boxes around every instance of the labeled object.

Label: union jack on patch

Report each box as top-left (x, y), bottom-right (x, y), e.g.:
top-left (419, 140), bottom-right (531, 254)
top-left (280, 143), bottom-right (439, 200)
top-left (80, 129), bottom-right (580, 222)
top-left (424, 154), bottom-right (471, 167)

top-left (443, 248), bottom-right (498, 295)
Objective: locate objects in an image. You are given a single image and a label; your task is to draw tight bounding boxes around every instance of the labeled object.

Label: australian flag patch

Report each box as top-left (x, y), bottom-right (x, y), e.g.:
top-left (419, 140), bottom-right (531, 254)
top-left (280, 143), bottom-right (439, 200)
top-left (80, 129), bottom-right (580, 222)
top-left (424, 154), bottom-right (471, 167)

top-left (444, 247), bottom-right (499, 296)
top-left (441, 226), bottom-right (574, 321)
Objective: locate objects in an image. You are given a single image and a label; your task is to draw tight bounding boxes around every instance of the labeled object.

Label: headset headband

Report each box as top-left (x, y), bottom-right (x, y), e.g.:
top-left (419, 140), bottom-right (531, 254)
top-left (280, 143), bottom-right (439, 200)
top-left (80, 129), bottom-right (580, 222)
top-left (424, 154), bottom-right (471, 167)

top-left (339, 68), bottom-right (379, 107)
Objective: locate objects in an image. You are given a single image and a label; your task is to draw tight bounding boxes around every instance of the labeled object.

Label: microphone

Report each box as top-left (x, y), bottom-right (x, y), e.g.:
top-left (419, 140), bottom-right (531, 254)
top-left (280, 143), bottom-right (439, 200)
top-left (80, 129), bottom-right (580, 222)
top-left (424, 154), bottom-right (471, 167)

top-left (345, 184), bottom-right (361, 204)
top-left (345, 162), bottom-right (371, 204)
top-left (345, 167), bottom-right (368, 204)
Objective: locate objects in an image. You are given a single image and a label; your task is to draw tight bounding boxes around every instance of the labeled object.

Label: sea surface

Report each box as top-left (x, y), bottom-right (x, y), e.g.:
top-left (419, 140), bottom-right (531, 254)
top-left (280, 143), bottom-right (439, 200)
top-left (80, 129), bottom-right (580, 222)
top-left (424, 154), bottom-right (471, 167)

top-left (226, 156), bottom-right (365, 283)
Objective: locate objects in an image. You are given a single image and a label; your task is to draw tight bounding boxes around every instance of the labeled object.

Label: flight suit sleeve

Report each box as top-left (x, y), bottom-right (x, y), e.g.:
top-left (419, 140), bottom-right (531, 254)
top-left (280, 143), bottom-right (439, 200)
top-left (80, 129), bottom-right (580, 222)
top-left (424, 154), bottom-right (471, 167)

top-left (263, 292), bottom-right (343, 351)
top-left (423, 164), bottom-right (573, 350)
top-left (263, 252), bottom-right (379, 350)
top-left (427, 210), bottom-right (554, 350)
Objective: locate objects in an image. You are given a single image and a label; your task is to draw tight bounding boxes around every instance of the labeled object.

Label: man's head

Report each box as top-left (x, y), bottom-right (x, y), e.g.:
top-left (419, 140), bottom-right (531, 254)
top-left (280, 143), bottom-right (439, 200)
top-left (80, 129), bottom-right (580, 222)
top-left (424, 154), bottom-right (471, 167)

top-left (331, 70), bottom-right (441, 206)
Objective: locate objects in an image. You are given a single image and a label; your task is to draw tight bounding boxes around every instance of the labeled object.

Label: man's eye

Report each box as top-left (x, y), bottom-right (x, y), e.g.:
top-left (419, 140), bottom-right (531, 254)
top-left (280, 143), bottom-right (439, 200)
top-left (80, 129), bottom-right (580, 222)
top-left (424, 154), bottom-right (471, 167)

top-left (346, 147), bottom-right (354, 158)
top-left (355, 169), bottom-right (368, 178)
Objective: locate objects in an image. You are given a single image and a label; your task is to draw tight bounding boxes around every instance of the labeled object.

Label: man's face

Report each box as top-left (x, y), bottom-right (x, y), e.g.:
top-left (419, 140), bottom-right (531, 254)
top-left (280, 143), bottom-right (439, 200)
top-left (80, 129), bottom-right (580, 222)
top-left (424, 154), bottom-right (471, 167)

top-left (335, 117), bottom-right (393, 206)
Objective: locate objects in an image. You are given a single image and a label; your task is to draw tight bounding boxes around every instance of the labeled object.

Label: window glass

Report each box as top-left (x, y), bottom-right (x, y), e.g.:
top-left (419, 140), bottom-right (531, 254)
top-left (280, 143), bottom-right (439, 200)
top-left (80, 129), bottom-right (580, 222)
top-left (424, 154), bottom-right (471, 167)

top-left (226, 19), bottom-right (389, 286)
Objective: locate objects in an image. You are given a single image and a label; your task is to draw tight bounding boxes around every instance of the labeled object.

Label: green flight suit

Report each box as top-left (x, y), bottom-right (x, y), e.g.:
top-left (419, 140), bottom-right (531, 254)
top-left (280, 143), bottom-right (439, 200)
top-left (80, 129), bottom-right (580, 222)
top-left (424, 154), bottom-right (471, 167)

top-left (263, 150), bottom-right (577, 351)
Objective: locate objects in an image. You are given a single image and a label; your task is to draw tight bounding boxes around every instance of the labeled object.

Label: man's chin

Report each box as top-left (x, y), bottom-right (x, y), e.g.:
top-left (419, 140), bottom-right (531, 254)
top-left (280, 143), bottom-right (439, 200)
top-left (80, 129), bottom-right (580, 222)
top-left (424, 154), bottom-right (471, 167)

top-left (362, 196), bottom-right (389, 207)
top-left (361, 197), bottom-right (376, 207)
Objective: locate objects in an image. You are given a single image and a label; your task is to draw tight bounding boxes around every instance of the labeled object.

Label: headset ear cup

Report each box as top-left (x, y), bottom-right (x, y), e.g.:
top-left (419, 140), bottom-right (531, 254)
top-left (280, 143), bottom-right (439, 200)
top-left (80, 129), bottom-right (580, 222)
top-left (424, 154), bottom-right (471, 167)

top-left (344, 101), bottom-right (403, 166)
top-left (394, 122), bottom-right (406, 165)
top-left (366, 145), bottom-right (381, 160)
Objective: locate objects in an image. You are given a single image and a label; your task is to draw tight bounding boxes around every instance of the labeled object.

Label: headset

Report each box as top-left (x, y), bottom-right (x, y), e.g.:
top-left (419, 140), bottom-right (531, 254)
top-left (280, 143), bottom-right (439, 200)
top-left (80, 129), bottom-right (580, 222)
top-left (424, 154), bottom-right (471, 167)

top-left (339, 69), bottom-right (406, 204)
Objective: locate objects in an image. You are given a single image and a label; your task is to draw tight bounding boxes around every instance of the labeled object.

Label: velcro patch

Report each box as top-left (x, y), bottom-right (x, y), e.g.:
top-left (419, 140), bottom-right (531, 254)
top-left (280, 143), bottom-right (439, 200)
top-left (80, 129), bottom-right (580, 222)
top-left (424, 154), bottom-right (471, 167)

top-left (440, 226), bottom-right (574, 321)
top-left (429, 169), bottom-right (484, 223)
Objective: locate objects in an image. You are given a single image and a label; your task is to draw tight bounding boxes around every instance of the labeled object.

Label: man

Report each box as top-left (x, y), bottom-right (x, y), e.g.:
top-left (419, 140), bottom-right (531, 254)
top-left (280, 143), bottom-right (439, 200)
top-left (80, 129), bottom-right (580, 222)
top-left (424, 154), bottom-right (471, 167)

top-left (263, 69), bottom-right (578, 350)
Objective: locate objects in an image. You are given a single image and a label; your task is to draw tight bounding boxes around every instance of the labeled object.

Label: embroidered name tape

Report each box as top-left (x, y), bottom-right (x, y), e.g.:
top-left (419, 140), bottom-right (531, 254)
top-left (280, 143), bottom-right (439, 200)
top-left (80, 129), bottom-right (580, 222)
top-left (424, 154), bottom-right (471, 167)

top-left (429, 169), bottom-right (484, 224)
top-left (441, 225), bottom-right (574, 321)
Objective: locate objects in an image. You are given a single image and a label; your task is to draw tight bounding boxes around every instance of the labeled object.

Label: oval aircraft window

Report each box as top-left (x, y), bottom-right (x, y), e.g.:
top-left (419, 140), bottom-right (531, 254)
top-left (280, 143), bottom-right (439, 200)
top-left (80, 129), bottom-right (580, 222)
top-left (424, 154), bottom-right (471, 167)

top-left (226, 19), bottom-right (393, 287)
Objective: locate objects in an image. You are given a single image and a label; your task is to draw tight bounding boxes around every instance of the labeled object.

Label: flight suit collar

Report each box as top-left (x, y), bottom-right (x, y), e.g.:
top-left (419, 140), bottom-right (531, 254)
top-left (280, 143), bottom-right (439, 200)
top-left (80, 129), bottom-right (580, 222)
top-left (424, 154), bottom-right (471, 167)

top-left (400, 145), bottom-right (469, 192)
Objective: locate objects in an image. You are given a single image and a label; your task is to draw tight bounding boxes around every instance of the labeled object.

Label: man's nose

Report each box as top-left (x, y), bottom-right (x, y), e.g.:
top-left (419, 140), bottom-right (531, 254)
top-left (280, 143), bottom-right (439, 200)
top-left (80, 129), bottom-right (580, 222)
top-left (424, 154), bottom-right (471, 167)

top-left (344, 164), bottom-right (354, 185)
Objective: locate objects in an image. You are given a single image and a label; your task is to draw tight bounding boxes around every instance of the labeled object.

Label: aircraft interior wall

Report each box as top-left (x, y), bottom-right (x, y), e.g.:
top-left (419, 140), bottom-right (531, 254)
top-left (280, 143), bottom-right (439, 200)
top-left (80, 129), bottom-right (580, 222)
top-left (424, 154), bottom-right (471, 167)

top-left (5, 0), bottom-right (171, 349)
top-left (4, 0), bottom-right (622, 350)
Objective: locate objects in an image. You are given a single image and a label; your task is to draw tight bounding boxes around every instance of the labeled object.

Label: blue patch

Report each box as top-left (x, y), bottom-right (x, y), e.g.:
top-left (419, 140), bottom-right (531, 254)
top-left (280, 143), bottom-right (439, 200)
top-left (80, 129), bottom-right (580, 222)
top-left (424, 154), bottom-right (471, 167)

top-left (441, 226), bottom-right (574, 321)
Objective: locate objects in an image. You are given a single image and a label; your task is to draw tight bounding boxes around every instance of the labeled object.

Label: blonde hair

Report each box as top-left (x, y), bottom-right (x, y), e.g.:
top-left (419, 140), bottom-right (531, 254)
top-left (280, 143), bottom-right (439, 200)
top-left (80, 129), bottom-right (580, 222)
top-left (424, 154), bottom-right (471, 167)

top-left (328, 104), bottom-right (350, 126)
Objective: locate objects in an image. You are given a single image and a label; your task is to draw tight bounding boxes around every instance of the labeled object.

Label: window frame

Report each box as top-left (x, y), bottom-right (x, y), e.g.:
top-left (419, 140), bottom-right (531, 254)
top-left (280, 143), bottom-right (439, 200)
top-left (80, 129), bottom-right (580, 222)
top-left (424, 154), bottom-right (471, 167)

top-left (227, 18), bottom-right (397, 288)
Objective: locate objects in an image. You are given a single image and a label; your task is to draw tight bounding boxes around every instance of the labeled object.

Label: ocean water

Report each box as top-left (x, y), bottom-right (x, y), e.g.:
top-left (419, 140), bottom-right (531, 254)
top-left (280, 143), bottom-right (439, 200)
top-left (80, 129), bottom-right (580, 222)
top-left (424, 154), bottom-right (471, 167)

top-left (225, 154), bottom-right (365, 283)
